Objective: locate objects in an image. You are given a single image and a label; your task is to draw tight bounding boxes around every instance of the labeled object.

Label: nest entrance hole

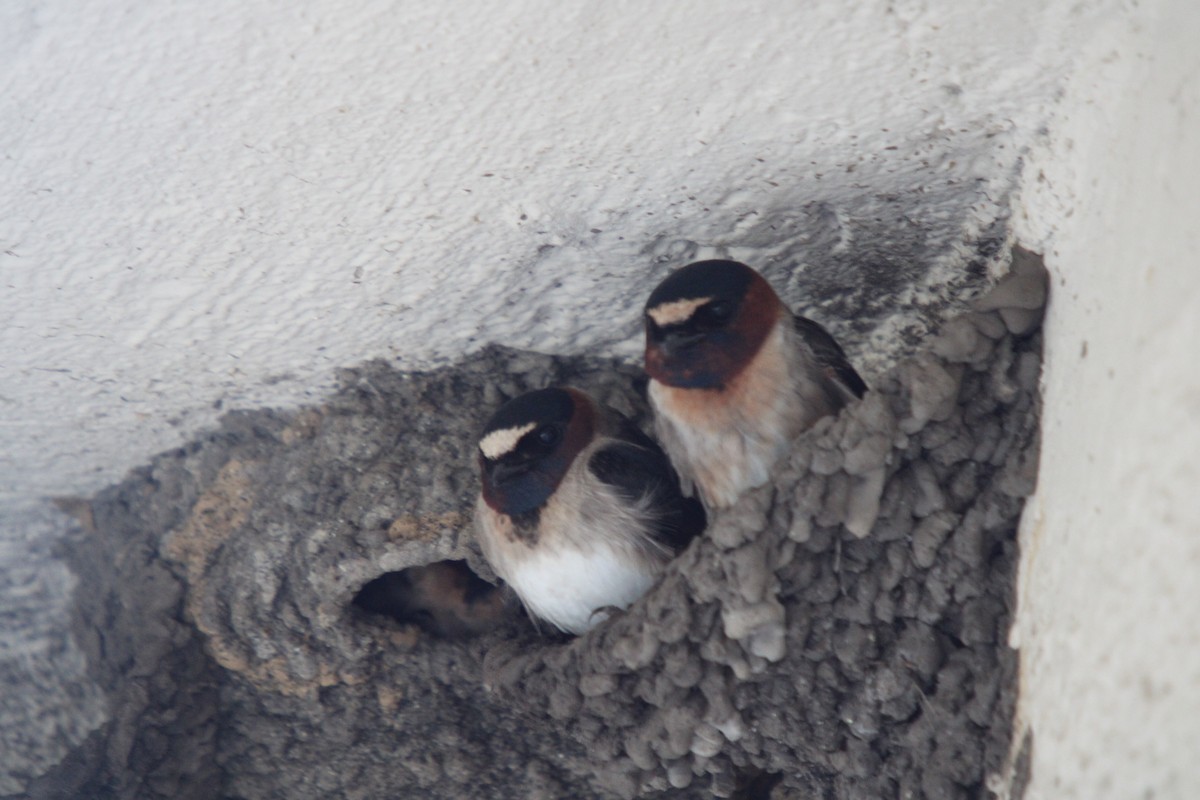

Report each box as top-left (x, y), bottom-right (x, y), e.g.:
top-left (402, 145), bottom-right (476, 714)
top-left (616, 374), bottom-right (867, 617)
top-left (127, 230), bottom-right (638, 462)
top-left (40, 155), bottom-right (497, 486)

top-left (352, 559), bottom-right (509, 640)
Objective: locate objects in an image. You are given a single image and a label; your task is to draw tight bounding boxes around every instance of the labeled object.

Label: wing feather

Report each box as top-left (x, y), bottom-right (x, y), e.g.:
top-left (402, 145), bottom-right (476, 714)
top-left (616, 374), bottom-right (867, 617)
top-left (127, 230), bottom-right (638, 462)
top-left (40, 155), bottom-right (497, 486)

top-left (793, 314), bottom-right (868, 400)
top-left (587, 427), bottom-right (706, 553)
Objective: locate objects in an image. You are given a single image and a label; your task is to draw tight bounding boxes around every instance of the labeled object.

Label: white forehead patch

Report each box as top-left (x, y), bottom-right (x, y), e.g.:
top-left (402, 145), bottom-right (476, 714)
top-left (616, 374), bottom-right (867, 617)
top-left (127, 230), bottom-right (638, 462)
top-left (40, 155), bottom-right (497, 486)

top-left (646, 296), bottom-right (713, 327)
top-left (479, 422), bottom-right (537, 460)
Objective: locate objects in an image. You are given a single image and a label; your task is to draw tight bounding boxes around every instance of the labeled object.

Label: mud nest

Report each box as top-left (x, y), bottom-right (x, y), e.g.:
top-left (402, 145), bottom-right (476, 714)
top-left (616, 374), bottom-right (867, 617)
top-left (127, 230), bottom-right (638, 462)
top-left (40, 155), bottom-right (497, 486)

top-left (47, 251), bottom-right (1045, 799)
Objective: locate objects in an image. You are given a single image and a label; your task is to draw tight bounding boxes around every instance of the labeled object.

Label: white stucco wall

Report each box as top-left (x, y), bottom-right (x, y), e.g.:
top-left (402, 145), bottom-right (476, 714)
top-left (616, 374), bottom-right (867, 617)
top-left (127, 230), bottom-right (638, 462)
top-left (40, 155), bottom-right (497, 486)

top-left (1, 0), bottom-right (1086, 509)
top-left (1, 0), bottom-right (1197, 796)
top-left (1012, 0), bottom-right (1200, 796)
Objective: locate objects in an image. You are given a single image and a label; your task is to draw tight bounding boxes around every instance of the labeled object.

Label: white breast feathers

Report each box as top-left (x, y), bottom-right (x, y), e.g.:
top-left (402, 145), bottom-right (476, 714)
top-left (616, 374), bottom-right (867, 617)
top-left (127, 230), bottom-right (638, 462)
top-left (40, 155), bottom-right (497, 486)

top-left (475, 440), bottom-right (671, 635)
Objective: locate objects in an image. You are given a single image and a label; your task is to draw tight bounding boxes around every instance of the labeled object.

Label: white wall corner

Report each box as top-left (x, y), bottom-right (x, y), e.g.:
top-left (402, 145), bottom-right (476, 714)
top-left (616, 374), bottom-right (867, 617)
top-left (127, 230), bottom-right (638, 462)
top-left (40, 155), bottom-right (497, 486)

top-left (1011, 0), bottom-right (1200, 796)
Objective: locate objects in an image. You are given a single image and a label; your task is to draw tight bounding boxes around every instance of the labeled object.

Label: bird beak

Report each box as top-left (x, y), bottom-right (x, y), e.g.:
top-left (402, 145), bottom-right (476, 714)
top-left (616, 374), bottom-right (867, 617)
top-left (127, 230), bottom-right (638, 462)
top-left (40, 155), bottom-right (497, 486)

top-left (661, 331), bottom-right (705, 357)
top-left (490, 461), bottom-right (530, 486)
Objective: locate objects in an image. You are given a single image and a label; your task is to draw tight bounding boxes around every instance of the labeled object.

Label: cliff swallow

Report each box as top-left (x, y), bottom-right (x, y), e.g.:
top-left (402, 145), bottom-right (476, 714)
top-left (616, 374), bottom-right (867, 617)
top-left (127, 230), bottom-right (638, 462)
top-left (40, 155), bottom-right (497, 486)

top-left (643, 259), bottom-right (867, 510)
top-left (475, 387), bottom-right (705, 635)
top-left (354, 560), bottom-right (511, 640)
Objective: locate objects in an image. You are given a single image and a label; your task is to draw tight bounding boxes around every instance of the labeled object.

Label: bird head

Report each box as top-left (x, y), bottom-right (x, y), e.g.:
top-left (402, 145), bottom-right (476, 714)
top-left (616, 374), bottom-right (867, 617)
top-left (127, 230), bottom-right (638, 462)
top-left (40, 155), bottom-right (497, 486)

top-left (643, 260), bottom-right (784, 389)
top-left (477, 387), bottom-right (596, 516)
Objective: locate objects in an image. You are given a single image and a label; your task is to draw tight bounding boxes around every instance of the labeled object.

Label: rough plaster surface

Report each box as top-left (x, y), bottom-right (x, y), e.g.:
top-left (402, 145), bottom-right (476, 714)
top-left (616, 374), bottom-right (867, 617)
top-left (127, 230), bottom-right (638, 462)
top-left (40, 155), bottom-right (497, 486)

top-left (3, 0), bottom-right (1103, 507)
top-left (0, 505), bottom-right (107, 797)
top-left (1009, 0), bottom-right (1200, 796)
top-left (10, 262), bottom-right (1044, 798)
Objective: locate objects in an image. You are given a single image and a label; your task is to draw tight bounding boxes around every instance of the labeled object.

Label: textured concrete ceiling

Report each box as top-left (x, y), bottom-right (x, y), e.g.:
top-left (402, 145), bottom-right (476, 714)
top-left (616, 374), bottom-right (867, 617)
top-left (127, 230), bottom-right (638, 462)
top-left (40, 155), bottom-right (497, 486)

top-left (1, 0), bottom-right (1086, 508)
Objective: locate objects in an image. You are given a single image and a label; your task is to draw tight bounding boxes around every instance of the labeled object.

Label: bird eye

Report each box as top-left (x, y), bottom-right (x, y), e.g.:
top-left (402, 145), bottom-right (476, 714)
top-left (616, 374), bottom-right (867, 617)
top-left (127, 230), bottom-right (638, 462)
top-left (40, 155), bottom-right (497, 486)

top-left (536, 426), bottom-right (560, 447)
top-left (705, 300), bottom-right (733, 323)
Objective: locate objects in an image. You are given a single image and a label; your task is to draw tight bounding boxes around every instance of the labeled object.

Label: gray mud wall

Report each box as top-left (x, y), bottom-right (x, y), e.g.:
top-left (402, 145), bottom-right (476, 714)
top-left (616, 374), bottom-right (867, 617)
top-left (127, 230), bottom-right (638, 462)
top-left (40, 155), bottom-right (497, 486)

top-left (20, 251), bottom-right (1045, 799)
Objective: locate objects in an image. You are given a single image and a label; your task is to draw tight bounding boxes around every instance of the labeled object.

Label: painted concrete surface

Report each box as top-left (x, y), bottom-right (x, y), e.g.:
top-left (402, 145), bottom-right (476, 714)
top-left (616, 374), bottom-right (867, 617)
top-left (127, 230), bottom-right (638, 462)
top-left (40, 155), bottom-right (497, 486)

top-left (1011, 0), bottom-right (1200, 796)
top-left (2, 0), bottom-right (1085, 508)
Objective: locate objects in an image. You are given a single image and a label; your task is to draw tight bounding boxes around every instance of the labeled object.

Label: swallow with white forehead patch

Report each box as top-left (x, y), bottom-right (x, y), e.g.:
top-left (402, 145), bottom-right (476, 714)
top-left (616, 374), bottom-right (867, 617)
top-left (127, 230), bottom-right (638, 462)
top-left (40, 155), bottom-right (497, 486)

top-left (475, 387), bottom-right (705, 635)
top-left (644, 259), bottom-right (867, 510)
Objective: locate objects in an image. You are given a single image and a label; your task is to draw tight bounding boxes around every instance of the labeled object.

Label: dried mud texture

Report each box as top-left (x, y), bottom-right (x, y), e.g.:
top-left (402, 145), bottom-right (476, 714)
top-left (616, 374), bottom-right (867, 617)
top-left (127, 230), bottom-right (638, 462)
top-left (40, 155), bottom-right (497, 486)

top-left (32, 251), bottom-right (1044, 799)
top-left (485, 251), bottom-right (1045, 799)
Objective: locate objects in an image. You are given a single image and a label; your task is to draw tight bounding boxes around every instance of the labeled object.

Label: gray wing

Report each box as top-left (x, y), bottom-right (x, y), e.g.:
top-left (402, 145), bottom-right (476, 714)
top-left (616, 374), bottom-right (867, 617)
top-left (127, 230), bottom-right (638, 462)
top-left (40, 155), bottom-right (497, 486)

top-left (793, 315), bottom-right (867, 400)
